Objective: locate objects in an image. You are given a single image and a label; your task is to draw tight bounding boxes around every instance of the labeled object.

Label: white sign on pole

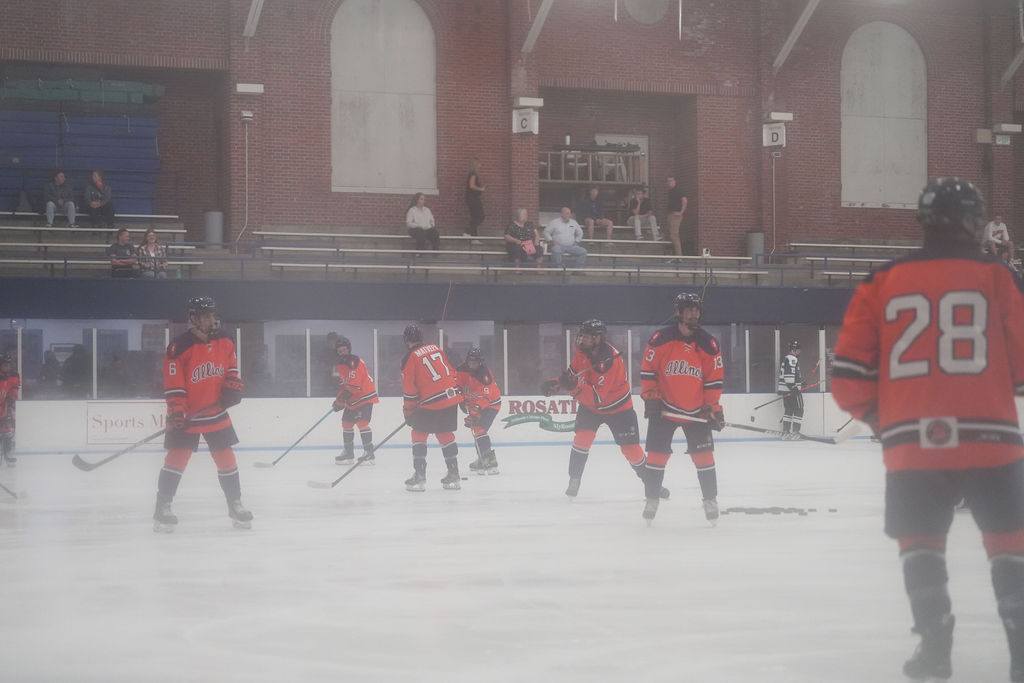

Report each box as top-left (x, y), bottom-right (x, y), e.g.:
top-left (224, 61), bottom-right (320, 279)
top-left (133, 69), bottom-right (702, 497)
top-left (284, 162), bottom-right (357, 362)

top-left (762, 122), bottom-right (787, 147)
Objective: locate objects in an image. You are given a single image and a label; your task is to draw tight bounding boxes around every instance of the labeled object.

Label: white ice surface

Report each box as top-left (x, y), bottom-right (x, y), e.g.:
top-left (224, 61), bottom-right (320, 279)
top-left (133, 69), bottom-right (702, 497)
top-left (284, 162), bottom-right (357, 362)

top-left (0, 436), bottom-right (1013, 683)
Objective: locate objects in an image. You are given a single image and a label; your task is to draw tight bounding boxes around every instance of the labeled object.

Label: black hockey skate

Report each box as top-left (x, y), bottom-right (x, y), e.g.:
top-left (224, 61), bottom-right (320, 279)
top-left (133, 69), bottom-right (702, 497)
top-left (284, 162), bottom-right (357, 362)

top-left (335, 445), bottom-right (355, 465)
top-left (441, 469), bottom-right (462, 490)
top-left (1004, 616), bottom-right (1024, 682)
top-left (227, 499), bottom-right (253, 530)
top-left (405, 472), bottom-right (426, 492)
top-left (703, 498), bottom-right (719, 526)
top-left (642, 498), bottom-right (659, 526)
top-left (565, 477), bottom-right (581, 498)
top-left (153, 496), bottom-right (177, 533)
top-left (903, 614), bottom-right (954, 681)
top-left (360, 445), bottom-right (375, 466)
top-left (2, 453), bottom-right (16, 468)
top-left (469, 451), bottom-right (499, 475)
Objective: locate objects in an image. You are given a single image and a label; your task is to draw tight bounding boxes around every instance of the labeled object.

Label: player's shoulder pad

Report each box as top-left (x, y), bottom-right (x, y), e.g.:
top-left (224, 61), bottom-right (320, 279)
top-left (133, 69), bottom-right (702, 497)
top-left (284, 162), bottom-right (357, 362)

top-left (694, 328), bottom-right (720, 356)
top-left (338, 355), bottom-right (361, 370)
top-left (646, 325), bottom-right (678, 348)
top-left (167, 331), bottom-right (201, 359)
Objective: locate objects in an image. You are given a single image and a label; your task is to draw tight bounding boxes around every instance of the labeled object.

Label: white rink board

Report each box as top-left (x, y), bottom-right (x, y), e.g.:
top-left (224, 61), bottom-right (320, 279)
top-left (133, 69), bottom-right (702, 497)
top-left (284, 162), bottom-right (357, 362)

top-left (18, 393), bottom-right (866, 454)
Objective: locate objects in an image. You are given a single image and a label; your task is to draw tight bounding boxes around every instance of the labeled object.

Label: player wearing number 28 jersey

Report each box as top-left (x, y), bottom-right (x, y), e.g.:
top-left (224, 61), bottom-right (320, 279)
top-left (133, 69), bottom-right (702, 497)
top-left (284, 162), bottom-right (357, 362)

top-left (832, 178), bottom-right (1024, 682)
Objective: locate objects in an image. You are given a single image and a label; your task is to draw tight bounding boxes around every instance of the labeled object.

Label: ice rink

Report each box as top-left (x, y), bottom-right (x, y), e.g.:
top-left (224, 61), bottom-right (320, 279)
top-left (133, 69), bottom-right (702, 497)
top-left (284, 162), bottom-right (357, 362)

top-left (0, 434), bottom-right (1014, 682)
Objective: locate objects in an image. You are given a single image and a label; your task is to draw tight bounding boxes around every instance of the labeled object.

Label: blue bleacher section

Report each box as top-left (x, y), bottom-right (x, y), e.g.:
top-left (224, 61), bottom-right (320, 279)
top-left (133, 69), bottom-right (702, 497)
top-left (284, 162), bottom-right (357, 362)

top-left (0, 109), bottom-right (160, 215)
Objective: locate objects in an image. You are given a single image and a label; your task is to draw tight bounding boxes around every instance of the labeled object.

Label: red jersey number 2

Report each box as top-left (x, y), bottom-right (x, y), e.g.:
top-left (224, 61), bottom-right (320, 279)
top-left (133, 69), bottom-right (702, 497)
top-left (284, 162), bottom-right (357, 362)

top-left (886, 290), bottom-right (988, 380)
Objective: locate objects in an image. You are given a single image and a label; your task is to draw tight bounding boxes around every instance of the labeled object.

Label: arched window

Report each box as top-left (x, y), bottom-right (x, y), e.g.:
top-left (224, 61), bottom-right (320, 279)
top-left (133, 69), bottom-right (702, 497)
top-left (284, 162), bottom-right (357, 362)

top-left (840, 22), bottom-right (926, 208)
top-left (331, 0), bottom-right (436, 193)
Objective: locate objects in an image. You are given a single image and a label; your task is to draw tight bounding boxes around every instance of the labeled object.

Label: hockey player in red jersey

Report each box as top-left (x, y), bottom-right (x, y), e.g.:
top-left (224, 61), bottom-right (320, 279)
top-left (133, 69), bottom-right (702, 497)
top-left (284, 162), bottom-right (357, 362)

top-left (640, 293), bottom-right (724, 524)
top-left (0, 353), bottom-right (21, 467)
top-left (456, 347), bottom-right (501, 475)
top-left (541, 319), bottom-right (658, 504)
top-left (400, 324), bottom-right (462, 491)
top-left (154, 296), bottom-right (252, 532)
top-left (832, 178), bottom-right (1024, 682)
top-left (331, 335), bottom-right (379, 466)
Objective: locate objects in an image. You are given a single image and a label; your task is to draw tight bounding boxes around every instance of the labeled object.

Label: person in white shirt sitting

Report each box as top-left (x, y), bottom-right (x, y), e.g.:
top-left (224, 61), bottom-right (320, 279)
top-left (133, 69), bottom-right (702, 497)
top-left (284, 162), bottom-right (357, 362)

top-left (983, 214), bottom-right (1013, 257)
top-left (406, 192), bottom-right (440, 251)
top-left (543, 207), bottom-right (588, 272)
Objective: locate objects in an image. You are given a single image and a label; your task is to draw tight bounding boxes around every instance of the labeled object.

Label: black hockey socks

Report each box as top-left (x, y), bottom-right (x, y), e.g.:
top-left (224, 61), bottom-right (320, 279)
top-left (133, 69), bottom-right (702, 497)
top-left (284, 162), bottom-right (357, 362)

top-left (157, 466), bottom-right (184, 500)
top-left (412, 442), bottom-right (428, 474)
top-left (696, 465), bottom-right (718, 501)
top-left (218, 467), bottom-right (242, 501)
top-left (642, 464), bottom-right (665, 500)
top-left (902, 548), bottom-right (952, 631)
top-left (992, 555), bottom-right (1024, 676)
top-left (475, 432), bottom-right (493, 454)
top-left (568, 448), bottom-right (589, 479)
top-left (360, 427), bottom-right (373, 450)
top-left (343, 429), bottom-right (355, 450)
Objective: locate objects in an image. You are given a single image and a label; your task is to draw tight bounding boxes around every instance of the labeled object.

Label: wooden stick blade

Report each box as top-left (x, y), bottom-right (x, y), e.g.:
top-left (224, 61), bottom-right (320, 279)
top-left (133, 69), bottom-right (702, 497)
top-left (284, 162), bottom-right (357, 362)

top-left (253, 461), bottom-right (276, 468)
top-left (307, 480), bottom-right (333, 489)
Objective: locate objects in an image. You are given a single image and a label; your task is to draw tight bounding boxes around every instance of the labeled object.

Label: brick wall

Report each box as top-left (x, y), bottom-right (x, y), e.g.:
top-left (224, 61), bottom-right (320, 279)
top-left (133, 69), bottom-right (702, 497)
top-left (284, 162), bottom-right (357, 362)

top-left (2, 0), bottom-right (1021, 249)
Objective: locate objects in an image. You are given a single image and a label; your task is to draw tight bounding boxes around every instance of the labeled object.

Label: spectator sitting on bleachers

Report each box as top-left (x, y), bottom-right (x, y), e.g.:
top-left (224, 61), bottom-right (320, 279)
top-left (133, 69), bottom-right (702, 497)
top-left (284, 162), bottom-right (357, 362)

top-left (85, 169), bottom-right (115, 229)
top-left (628, 187), bottom-right (660, 241)
top-left (44, 170), bottom-right (77, 227)
top-left (504, 208), bottom-right (541, 269)
top-left (136, 229), bottom-right (168, 279)
top-left (543, 207), bottom-right (588, 270)
top-left (107, 228), bottom-right (137, 278)
top-left (984, 214), bottom-right (1013, 256)
top-left (578, 186), bottom-right (614, 244)
top-left (405, 192), bottom-right (440, 251)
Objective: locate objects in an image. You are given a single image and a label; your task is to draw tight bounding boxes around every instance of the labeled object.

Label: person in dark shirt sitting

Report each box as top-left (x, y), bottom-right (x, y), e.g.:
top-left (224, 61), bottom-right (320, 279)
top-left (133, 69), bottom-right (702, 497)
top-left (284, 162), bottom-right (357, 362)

top-left (578, 186), bottom-right (614, 244)
top-left (106, 228), bottom-right (137, 278)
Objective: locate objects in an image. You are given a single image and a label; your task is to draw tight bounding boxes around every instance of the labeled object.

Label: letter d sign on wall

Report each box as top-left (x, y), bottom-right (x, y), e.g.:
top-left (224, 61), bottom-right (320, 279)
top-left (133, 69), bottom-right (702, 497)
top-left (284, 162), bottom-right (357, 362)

top-left (762, 122), bottom-right (786, 147)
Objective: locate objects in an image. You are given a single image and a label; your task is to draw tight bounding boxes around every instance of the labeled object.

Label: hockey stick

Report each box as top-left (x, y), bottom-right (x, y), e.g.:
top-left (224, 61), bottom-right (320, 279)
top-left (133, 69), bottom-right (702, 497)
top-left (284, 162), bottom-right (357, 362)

top-left (72, 403), bottom-right (222, 472)
top-left (725, 421), bottom-right (839, 445)
top-left (255, 407), bottom-right (336, 468)
top-left (751, 381), bottom-right (821, 412)
top-left (0, 479), bottom-right (21, 500)
top-left (308, 420), bottom-right (408, 489)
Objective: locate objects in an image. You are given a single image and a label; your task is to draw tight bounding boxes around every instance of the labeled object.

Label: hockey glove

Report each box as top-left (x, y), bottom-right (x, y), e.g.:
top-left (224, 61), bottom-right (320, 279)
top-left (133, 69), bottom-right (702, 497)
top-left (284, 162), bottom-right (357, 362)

top-left (458, 401), bottom-right (470, 414)
top-left (643, 398), bottom-right (663, 420)
top-left (167, 407), bottom-right (186, 432)
top-left (540, 378), bottom-right (560, 397)
top-left (464, 404), bottom-right (482, 428)
top-left (787, 384), bottom-right (799, 394)
top-left (558, 369), bottom-right (578, 391)
top-left (699, 404), bottom-right (725, 431)
top-left (220, 375), bottom-right (244, 408)
top-left (332, 389), bottom-right (353, 413)
top-left (402, 402), bottom-right (415, 418)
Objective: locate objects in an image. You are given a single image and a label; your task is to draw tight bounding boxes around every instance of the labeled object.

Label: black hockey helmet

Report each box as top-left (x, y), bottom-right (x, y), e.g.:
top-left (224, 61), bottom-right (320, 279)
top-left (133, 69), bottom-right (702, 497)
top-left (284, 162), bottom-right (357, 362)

top-left (789, 340), bottom-right (801, 351)
top-left (466, 347), bottom-right (484, 362)
top-left (335, 335), bottom-right (351, 351)
top-left (675, 292), bottom-right (702, 313)
top-left (187, 296), bottom-right (216, 325)
top-left (578, 319), bottom-right (607, 337)
top-left (403, 323), bottom-right (423, 345)
top-left (917, 177), bottom-right (986, 244)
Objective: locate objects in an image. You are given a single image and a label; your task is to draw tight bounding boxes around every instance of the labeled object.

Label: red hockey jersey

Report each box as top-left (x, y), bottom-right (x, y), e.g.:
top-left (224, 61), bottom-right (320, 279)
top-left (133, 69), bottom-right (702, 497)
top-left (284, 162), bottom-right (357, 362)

top-left (336, 355), bottom-right (379, 408)
top-left (567, 341), bottom-right (632, 414)
top-left (456, 362), bottom-right (502, 413)
top-left (640, 325), bottom-right (724, 422)
top-left (164, 331), bottom-right (241, 433)
top-left (0, 372), bottom-right (20, 433)
top-left (401, 343), bottom-right (461, 412)
top-left (832, 244), bottom-right (1024, 471)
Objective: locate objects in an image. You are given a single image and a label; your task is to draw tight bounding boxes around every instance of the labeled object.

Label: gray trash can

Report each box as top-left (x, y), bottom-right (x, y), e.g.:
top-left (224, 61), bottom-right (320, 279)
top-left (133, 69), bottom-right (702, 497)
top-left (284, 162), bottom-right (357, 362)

top-left (746, 230), bottom-right (765, 265)
top-left (203, 210), bottom-right (224, 245)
